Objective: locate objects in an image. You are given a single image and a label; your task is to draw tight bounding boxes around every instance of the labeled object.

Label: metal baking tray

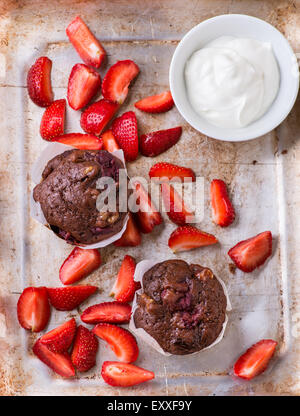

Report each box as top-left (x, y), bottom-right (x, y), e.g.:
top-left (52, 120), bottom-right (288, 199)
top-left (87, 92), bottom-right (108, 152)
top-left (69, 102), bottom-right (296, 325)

top-left (0, 0), bottom-right (299, 395)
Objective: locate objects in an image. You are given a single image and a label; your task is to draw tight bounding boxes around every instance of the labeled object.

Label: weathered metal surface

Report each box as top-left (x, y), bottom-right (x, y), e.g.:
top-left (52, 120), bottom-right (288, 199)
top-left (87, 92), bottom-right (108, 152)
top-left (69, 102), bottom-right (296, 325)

top-left (0, 0), bottom-right (299, 395)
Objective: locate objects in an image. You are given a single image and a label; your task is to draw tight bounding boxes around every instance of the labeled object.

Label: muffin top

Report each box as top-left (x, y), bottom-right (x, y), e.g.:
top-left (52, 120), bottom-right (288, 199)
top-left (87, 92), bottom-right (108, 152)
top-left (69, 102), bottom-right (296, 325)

top-left (134, 259), bottom-right (227, 355)
top-left (33, 149), bottom-right (127, 245)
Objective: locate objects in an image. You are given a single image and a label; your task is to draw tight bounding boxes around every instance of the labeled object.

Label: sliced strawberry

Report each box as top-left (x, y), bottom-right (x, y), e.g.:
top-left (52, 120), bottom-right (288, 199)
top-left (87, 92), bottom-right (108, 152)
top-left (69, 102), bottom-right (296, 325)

top-left (132, 180), bottom-right (163, 233)
top-left (81, 301), bottom-right (132, 324)
top-left (210, 179), bottom-right (235, 227)
top-left (27, 56), bottom-right (53, 107)
top-left (66, 16), bottom-right (106, 69)
top-left (113, 213), bottom-right (141, 247)
top-left (67, 63), bottom-right (101, 110)
top-left (135, 91), bottom-right (174, 113)
top-left (80, 99), bottom-right (119, 136)
top-left (71, 325), bottom-right (98, 372)
top-left (59, 247), bottom-right (101, 285)
top-left (161, 183), bottom-right (194, 226)
top-left (40, 318), bottom-right (76, 353)
top-left (140, 126), bottom-right (182, 157)
top-left (40, 99), bottom-right (66, 140)
top-left (168, 225), bottom-right (218, 253)
top-left (17, 287), bottom-right (50, 332)
top-left (52, 133), bottom-right (103, 150)
top-left (101, 130), bottom-right (120, 152)
top-left (149, 162), bottom-right (195, 182)
top-left (228, 231), bottom-right (272, 273)
top-left (102, 361), bottom-right (154, 387)
top-left (234, 339), bottom-right (278, 380)
top-left (47, 286), bottom-right (97, 311)
top-left (111, 111), bottom-right (138, 161)
top-left (93, 323), bottom-right (138, 363)
top-left (110, 255), bottom-right (137, 303)
top-left (33, 338), bottom-right (75, 378)
top-left (102, 60), bottom-right (139, 104)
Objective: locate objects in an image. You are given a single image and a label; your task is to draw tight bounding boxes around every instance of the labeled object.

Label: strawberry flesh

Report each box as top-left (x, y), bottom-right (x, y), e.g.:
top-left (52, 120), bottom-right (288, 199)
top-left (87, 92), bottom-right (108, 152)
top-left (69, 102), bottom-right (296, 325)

top-left (101, 130), bottom-right (120, 152)
top-left (17, 287), bottom-right (50, 332)
top-left (52, 133), bottom-right (103, 150)
top-left (168, 225), bottom-right (218, 253)
top-left (210, 179), bottom-right (235, 227)
top-left (80, 99), bottom-right (119, 136)
top-left (111, 111), bottom-right (139, 161)
top-left (149, 162), bottom-right (195, 182)
top-left (40, 318), bottom-right (76, 353)
top-left (27, 56), bottom-right (53, 107)
top-left (47, 285), bottom-right (97, 311)
top-left (81, 301), bottom-right (132, 324)
top-left (228, 231), bottom-right (272, 273)
top-left (40, 99), bottom-right (66, 140)
top-left (110, 255), bottom-right (137, 302)
top-left (140, 126), bottom-right (182, 157)
top-left (59, 247), bottom-right (101, 285)
top-left (71, 325), bottom-right (98, 372)
top-left (135, 91), bottom-right (174, 113)
top-left (113, 213), bottom-right (141, 247)
top-left (161, 183), bottom-right (194, 226)
top-left (101, 361), bottom-right (154, 387)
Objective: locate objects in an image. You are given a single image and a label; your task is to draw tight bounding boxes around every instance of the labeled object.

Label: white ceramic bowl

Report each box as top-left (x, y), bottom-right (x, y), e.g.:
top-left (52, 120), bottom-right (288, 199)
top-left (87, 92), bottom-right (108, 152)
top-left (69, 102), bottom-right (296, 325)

top-left (169, 14), bottom-right (299, 141)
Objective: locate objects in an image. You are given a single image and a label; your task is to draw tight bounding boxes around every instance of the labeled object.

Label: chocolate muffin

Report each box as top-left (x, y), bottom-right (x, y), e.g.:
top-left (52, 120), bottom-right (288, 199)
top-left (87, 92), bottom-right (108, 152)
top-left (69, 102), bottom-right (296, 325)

top-left (33, 149), bottom-right (127, 245)
top-left (134, 260), bottom-right (227, 355)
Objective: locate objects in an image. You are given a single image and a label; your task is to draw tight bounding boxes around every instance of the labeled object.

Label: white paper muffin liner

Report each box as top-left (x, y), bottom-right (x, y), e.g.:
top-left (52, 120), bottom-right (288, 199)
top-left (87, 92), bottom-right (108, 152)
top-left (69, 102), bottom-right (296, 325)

top-left (30, 142), bottom-right (129, 249)
top-left (129, 259), bottom-right (232, 356)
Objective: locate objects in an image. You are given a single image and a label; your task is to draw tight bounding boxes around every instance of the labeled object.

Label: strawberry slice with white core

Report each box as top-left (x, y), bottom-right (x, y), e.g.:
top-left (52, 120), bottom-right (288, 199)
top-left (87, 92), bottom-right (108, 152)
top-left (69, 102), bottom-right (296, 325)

top-left (93, 323), bottom-right (139, 363)
top-left (27, 56), bottom-right (53, 107)
top-left (17, 287), bottom-right (50, 332)
top-left (47, 285), bottom-right (98, 311)
top-left (66, 16), bottom-right (106, 68)
top-left (111, 111), bottom-right (139, 161)
top-left (67, 63), bottom-right (101, 110)
top-left (101, 130), bottom-right (120, 152)
top-left (110, 255), bottom-right (137, 303)
top-left (40, 99), bottom-right (66, 140)
top-left (149, 162), bottom-right (196, 182)
top-left (81, 301), bottom-right (132, 324)
top-left (132, 180), bottom-right (163, 233)
top-left (168, 225), bottom-right (218, 253)
top-left (228, 231), bottom-right (272, 273)
top-left (210, 179), bottom-right (235, 227)
top-left (234, 339), bottom-right (278, 380)
top-left (102, 60), bottom-right (140, 104)
top-left (33, 339), bottom-right (75, 378)
top-left (52, 133), bottom-right (103, 150)
top-left (113, 212), bottom-right (141, 247)
top-left (71, 325), bottom-right (99, 372)
top-left (40, 318), bottom-right (76, 353)
top-left (135, 91), bottom-right (174, 113)
top-left (59, 247), bottom-right (101, 285)
top-left (161, 183), bottom-right (195, 226)
top-left (102, 361), bottom-right (154, 387)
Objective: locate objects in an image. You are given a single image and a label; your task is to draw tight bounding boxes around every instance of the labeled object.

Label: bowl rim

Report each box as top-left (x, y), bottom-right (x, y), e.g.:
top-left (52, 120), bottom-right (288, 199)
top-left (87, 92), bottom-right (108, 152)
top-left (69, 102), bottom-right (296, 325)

top-left (169, 14), bottom-right (300, 142)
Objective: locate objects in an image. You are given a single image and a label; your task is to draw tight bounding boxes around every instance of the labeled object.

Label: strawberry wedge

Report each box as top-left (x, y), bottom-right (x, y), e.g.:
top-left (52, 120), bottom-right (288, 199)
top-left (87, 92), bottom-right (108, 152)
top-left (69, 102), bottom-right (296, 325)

top-left (113, 213), bottom-right (141, 247)
top-left (168, 225), bottom-right (218, 253)
top-left (47, 286), bottom-right (98, 311)
top-left (111, 111), bottom-right (139, 161)
top-left (161, 183), bottom-right (195, 226)
top-left (81, 301), bottom-right (132, 324)
top-left (101, 130), bottom-right (120, 152)
top-left (66, 16), bottom-right (106, 68)
top-left (59, 247), bottom-right (101, 285)
top-left (40, 99), bottom-right (66, 140)
top-left (102, 361), bottom-right (154, 387)
top-left (110, 255), bottom-right (137, 303)
top-left (71, 325), bottom-right (98, 372)
top-left (17, 287), bottom-right (50, 332)
top-left (140, 126), bottom-right (182, 157)
top-left (52, 133), bottom-right (103, 150)
top-left (135, 91), bottom-right (174, 113)
top-left (27, 56), bottom-right (53, 107)
top-left (80, 99), bottom-right (119, 136)
top-left (149, 162), bottom-right (195, 182)
top-left (40, 318), bottom-right (77, 353)
top-left (210, 179), bottom-right (235, 227)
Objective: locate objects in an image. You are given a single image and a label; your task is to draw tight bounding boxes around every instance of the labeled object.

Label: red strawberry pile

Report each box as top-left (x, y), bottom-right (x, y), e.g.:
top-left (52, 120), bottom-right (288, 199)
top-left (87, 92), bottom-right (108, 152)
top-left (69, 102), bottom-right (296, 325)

top-left (22, 15), bottom-right (278, 385)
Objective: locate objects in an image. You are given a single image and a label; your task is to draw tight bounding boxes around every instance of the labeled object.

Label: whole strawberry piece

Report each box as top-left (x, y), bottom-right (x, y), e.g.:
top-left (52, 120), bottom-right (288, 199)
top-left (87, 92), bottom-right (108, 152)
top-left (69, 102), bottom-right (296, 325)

top-left (80, 99), bottom-right (119, 136)
top-left (40, 318), bottom-right (77, 353)
top-left (47, 286), bottom-right (98, 311)
top-left (71, 325), bottom-right (98, 372)
top-left (140, 127), bottom-right (182, 157)
top-left (111, 111), bottom-right (138, 161)
top-left (27, 56), bottom-right (53, 107)
top-left (40, 99), bottom-right (66, 140)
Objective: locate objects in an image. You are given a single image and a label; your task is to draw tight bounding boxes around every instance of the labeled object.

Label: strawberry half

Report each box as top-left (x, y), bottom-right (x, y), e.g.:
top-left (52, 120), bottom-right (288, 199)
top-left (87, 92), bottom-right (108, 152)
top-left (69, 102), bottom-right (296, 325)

top-left (168, 225), bottom-right (218, 253)
top-left (161, 183), bottom-right (194, 226)
top-left (17, 287), bottom-right (50, 332)
top-left (110, 255), bottom-right (137, 303)
top-left (210, 179), bottom-right (235, 227)
top-left (47, 286), bottom-right (98, 311)
top-left (81, 301), bottom-right (132, 324)
top-left (59, 247), bottom-right (101, 285)
top-left (33, 339), bottom-right (75, 378)
top-left (102, 60), bottom-right (139, 104)
top-left (71, 325), bottom-right (98, 372)
top-left (93, 323), bottom-right (138, 363)
top-left (149, 162), bottom-right (196, 182)
top-left (111, 111), bottom-right (138, 161)
top-left (140, 126), bottom-right (182, 157)
top-left (234, 339), bottom-right (278, 380)
top-left (101, 130), bottom-right (120, 152)
top-left (40, 318), bottom-right (76, 353)
top-left (228, 231), bottom-right (272, 273)
top-left (67, 63), bottom-right (101, 110)
top-left (132, 180), bottom-right (163, 233)
top-left (66, 16), bottom-right (106, 69)
top-left (102, 361), bottom-right (154, 387)
top-left (40, 99), bottom-right (66, 140)
top-left (80, 99), bottom-right (119, 136)
top-left (113, 213), bottom-right (141, 247)
top-left (52, 133), bottom-right (103, 150)
top-left (135, 91), bottom-right (174, 113)
top-left (27, 56), bottom-right (53, 107)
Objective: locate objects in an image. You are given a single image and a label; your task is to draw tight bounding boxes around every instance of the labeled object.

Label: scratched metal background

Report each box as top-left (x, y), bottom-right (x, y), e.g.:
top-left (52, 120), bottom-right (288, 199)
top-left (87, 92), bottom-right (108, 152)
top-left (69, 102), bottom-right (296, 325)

top-left (0, 0), bottom-right (299, 395)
